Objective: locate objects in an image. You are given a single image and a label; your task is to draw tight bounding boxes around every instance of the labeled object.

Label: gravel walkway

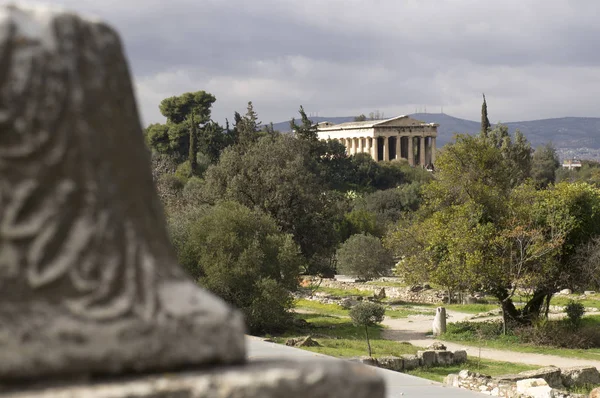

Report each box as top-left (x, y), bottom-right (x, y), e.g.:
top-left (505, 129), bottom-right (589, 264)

top-left (381, 311), bottom-right (600, 370)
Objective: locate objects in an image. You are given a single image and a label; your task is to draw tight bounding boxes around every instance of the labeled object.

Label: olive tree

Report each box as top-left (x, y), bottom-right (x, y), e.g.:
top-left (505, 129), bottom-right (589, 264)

top-left (349, 302), bottom-right (385, 357)
top-left (336, 234), bottom-right (395, 280)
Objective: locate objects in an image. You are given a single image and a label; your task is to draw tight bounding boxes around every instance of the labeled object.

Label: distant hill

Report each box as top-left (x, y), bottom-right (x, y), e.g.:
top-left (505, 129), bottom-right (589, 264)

top-left (270, 113), bottom-right (600, 149)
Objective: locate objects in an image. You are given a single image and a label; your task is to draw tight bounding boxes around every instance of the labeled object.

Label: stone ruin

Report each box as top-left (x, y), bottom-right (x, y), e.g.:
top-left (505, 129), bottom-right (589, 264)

top-left (351, 345), bottom-right (467, 372)
top-left (445, 366), bottom-right (600, 397)
top-left (0, 4), bottom-right (384, 397)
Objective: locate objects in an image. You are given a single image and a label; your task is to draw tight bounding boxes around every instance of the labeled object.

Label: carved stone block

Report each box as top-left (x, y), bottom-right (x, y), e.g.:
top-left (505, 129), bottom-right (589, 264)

top-left (0, 4), bottom-right (245, 380)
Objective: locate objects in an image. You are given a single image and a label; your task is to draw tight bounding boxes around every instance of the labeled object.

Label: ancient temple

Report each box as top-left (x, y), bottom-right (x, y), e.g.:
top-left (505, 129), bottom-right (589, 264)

top-left (317, 115), bottom-right (439, 166)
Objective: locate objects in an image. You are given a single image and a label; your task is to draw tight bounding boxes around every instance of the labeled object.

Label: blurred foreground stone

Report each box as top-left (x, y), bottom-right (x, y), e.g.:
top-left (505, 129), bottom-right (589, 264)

top-left (0, 4), bottom-right (384, 397)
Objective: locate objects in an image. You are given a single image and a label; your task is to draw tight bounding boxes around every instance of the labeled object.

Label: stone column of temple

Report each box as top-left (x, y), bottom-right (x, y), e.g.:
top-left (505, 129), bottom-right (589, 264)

top-left (408, 136), bottom-right (414, 166)
top-left (383, 136), bottom-right (390, 161)
top-left (347, 138), bottom-right (353, 155)
top-left (431, 137), bottom-right (437, 164)
top-left (420, 136), bottom-right (426, 166)
top-left (359, 137), bottom-right (364, 154)
top-left (371, 138), bottom-right (377, 161)
top-left (366, 138), bottom-right (372, 159)
top-left (395, 135), bottom-right (401, 160)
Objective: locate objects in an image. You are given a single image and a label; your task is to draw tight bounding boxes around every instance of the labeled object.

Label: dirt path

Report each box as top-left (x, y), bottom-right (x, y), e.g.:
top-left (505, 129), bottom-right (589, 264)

top-left (382, 310), bottom-right (600, 370)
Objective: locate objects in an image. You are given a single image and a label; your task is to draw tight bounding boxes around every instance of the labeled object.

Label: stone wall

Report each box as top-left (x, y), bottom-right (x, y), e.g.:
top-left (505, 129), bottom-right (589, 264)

top-left (444, 366), bottom-right (600, 397)
top-left (314, 279), bottom-right (446, 304)
top-left (350, 347), bottom-right (467, 373)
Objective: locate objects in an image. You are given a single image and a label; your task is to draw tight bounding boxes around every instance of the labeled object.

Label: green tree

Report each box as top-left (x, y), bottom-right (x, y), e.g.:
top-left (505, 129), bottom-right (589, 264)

top-left (349, 302), bottom-right (385, 356)
top-left (362, 182), bottom-right (424, 228)
top-left (237, 101), bottom-right (262, 149)
top-left (354, 114), bottom-right (367, 122)
top-left (481, 93), bottom-right (491, 136)
top-left (144, 91), bottom-right (218, 166)
top-left (290, 105), bottom-right (318, 142)
top-left (202, 134), bottom-right (341, 275)
top-left (169, 201), bottom-right (302, 333)
top-left (336, 234), bottom-right (394, 280)
top-left (482, 124), bottom-right (532, 186)
top-left (386, 129), bottom-right (600, 327)
top-left (337, 208), bottom-right (382, 242)
top-left (531, 143), bottom-right (560, 188)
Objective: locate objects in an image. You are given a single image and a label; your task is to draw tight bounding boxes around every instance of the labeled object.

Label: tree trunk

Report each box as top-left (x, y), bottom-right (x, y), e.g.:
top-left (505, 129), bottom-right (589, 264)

top-left (543, 293), bottom-right (552, 319)
top-left (501, 305), bottom-right (507, 335)
top-left (365, 326), bottom-right (372, 357)
top-left (495, 288), bottom-right (549, 327)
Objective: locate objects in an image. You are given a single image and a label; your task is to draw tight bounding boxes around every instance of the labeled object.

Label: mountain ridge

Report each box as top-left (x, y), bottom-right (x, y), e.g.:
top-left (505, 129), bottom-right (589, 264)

top-left (270, 113), bottom-right (600, 149)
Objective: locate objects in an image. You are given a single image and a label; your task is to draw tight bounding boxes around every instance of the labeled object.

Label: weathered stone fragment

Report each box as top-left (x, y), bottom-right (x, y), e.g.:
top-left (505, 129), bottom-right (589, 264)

top-left (401, 355), bottom-right (420, 370)
top-left (453, 350), bottom-right (468, 364)
top-left (0, 3), bottom-right (256, 380)
top-left (349, 356), bottom-right (378, 367)
top-left (0, 4), bottom-right (387, 398)
top-left (516, 378), bottom-right (553, 398)
top-left (497, 367), bottom-right (563, 389)
top-left (416, 350), bottom-right (435, 367)
top-left (427, 342), bottom-right (447, 350)
top-left (444, 373), bottom-right (460, 387)
top-left (435, 350), bottom-right (454, 366)
top-left (377, 356), bottom-right (403, 372)
top-left (561, 366), bottom-right (600, 388)
top-left (432, 307), bottom-right (447, 335)
top-left (0, 360), bottom-right (385, 398)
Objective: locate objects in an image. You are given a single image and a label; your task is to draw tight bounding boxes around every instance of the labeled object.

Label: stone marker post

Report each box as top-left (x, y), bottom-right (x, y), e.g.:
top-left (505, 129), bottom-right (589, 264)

top-left (0, 4), bottom-right (384, 397)
top-left (432, 307), bottom-right (447, 336)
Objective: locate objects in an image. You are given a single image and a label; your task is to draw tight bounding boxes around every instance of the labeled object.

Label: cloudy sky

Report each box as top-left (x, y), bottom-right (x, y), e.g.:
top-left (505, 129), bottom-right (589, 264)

top-left (21, 0), bottom-right (600, 126)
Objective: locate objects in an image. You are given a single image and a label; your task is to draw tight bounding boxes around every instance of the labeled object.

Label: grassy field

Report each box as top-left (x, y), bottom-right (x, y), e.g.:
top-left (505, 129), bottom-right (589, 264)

top-left (294, 299), bottom-right (349, 316)
top-left (295, 298), bottom-right (434, 319)
top-left (266, 312), bottom-right (540, 382)
top-left (308, 286), bottom-right (374, 298)
top-left (366, 281), bottom-right (408, 288)
top-left (550, 294), bottom-right (600, 308)
top-left (272, 313), bottom-right (417, 358)
top-left (387, 299), bottom-right (499, 315)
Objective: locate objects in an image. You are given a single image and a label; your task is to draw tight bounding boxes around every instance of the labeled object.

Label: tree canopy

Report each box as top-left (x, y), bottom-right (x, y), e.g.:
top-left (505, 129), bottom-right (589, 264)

top-left (169, 201), bottom-right (302, 333)
top-left (336, 233), bottom-right (395, 280)
top-left (387, 129), bottom-right (600, 327)
top-left (201, 134), bottom-right (341, 275)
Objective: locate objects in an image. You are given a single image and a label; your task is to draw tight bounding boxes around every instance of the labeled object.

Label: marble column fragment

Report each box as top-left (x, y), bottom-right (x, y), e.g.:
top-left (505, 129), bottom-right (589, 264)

top-left (0, 7), bottom-right (386, 398)
top-left (0, 4), bottom-right (248, 380)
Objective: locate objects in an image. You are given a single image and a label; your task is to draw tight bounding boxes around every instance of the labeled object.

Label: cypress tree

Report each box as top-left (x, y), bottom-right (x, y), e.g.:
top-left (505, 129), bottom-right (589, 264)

top-left (481, 93), bottom-right (491, 137)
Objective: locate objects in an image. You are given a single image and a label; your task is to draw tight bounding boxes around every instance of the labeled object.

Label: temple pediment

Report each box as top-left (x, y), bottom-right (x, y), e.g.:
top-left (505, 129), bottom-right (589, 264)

top-left (372, 116), bottom-right (436, 128)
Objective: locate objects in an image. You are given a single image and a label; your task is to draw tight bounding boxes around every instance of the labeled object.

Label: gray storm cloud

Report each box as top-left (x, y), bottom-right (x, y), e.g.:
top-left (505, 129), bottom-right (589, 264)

top-left (18, 0), bottom-right (600, 126)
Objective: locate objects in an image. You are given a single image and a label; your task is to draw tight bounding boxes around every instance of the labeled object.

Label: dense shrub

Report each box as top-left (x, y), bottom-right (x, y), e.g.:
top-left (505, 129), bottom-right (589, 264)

top-left (513, 320), bottom-right (600, 349)
top-left (336, 234), bottom-right (395, 280)
top-left (445, 319), bottom-right (600, 349)
top-left (565, 300), bottom-right (585, 327)
top-left (169, 201), bottom-right (303, 334)
top-left (445, 320), bottom-right (505, 340)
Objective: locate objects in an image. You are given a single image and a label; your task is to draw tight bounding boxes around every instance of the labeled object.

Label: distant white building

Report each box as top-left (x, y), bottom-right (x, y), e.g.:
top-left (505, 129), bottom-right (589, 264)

top-left (562, 159), bottom-right (582, 170)
top-left (316, 115), bottom-right (438, 167)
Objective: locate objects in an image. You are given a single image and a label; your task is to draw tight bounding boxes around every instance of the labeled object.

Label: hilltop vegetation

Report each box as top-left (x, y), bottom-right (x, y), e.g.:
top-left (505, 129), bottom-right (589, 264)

top-left (148, 91), bottom-right (600, 336)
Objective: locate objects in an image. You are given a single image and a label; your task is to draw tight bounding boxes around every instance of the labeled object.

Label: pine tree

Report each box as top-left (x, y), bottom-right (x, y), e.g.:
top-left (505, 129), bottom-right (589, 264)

top-left (290, 105), bottom-right (318, 142)
top-left (481, 93), bottom-right (491, 137)
top-left (237, 101), bottom-right (262, 149)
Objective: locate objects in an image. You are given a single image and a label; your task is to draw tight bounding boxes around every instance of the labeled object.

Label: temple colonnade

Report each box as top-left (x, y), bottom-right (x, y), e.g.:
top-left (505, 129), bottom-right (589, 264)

top-left (338, 135), bottom-right (436, 166)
